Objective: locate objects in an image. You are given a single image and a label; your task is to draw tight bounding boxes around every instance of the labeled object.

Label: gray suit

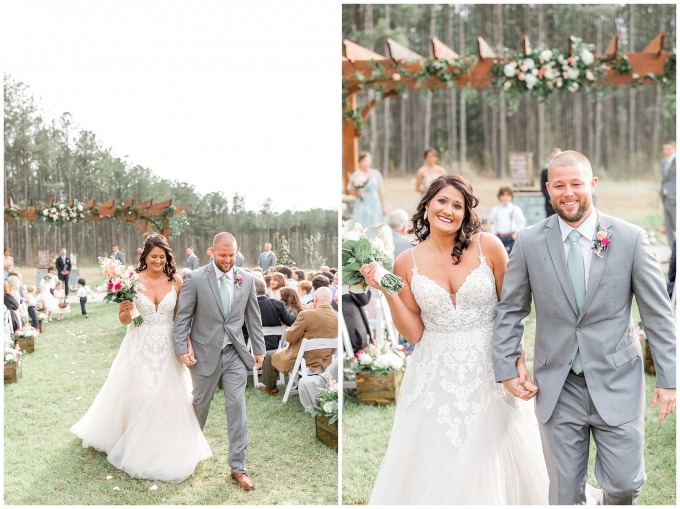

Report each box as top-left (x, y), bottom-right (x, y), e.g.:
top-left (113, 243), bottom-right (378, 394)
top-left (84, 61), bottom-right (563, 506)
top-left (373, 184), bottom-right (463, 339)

top-left (660, 154), bottom-right (676, 245)
top-left (493, 211), bottom-right (675, 505)
top-left (174, 263), bottom-right (265, 474)
top-left (186, 253), bottom-right (198, 270)
top-left (391, 229), bottom-right (412, 258)
top-left (235, 252), bottom-right (244, 268)
top-left (257, 251), bottom-right (277, 272)
top-left (111, 250), bottom-right (125, 265)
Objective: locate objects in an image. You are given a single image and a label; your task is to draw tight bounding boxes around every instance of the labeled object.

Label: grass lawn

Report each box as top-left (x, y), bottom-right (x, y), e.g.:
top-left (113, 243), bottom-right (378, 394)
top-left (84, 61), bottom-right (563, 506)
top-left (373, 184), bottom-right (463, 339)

top-left (342, 304), bottom-right (676, 505)
top-left (5, 302), bottom-right (337, 505)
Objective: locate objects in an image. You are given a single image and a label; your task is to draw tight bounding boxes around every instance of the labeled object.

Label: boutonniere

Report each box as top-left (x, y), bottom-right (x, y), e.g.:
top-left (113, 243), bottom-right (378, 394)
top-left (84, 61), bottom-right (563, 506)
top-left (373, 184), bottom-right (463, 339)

top-left (592, 223), bottom-right (611, 258)
top-left (234, 269), bottom-right (243, 288)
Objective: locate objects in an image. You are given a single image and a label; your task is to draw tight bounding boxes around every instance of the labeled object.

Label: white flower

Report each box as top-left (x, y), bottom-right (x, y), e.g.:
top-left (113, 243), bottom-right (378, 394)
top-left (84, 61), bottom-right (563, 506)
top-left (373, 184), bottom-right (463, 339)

top-left (544, 68), bottom-right (556, 80)
top-left (580, 49), bottom-right (594, 66)
top-left (523, 58), bottom-right (535, 70)
top-left (569, 82), bottom-right (580, 93)
top-left (323, 402), bottom-right (334, 413)
top-left (556, 79), bottom-right (563, 88)
top-left (77, 204), bottom-right (83, 211)
top-left (369, 237), bottom-right (384, 252)
top-left (503, 62), bottom-right (517, 77)
top-left (387, 352), bottom-right (404, 370)
top-left (344, 230), bottom-right (361, 242)
top-left (503, 80), bottom-right (512, 89)
top-left (524, 73), bottom-right (538, 89)
top-left (585, 70), bottom-right (595, 81)
top-left (42, 209), bottom-right (48, 216)
top-left (358, 352), bottom-right (372, 365)
top-left (58, 204), bottom-right (64, 209)
top-left (531, 68), bottom-right (539, 76)
top-left (557, 54), bottom-right (566, 65)
top-left (374, 354), bottom-right (390, 369)
top-left (540, 49), bottom-right (553, 61)
top-left (567, 67), bottom-right (580, 80)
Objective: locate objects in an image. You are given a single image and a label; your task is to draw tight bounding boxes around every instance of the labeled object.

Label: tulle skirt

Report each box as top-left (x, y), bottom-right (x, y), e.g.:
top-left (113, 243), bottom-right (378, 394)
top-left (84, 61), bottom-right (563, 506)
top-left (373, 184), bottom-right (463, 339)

top-left (70, 328), bottom-right (212, 483)
top-left (369, 389), bottom-right (550, 505)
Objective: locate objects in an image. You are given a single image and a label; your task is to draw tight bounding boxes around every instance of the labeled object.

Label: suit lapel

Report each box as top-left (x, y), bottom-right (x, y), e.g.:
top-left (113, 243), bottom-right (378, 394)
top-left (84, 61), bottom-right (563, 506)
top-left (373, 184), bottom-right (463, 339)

top-left (579, 212), bottom-right (611, 322)
top-left (544, 215), bottom-right (579, 317)
top-left (206, 263), bottom-right (225, 317)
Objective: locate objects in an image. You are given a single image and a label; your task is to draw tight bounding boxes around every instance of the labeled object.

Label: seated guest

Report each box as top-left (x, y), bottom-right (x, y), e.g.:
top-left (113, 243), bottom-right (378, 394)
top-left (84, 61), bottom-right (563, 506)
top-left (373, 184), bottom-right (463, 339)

top-left (264, 274), bottom-right (272, 296)
top-left (342, 291), bottom-right (371, 352)
top-left (254, 278), bottom-right (296, 351)
top-left (387, 208), bottom-right (412, 257)
top-left (259, 287), bottom-right (337, 395)
top-left (311, 274), bottom-right (338, 311)
top-left (329, 272), bottom-right (339, 299)
top-left (280, 287), bottom-right (303, 316)
top-left (293, 269), bottom-right (305, 282)
top-left (269, 272), bottom-right (286, 300)
top-left (668, 240), bottom-right (676, 297)
top-left (306, 271), bottom-right (317, 282)
top-left (300, 357), bottom-right (339, 412)
top-left (319, 265), bottom-right (330, 273)
top-left (329, 268), bottom-right (338, 275)
top-left (278, 266), bottom-right (298, 290)
top-left (297, 280), bottom-right (313, 305)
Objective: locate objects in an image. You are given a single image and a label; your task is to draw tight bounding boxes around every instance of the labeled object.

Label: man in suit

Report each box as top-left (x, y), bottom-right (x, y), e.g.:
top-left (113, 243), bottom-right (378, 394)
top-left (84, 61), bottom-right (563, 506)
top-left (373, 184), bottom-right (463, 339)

top-left (257, 243), bottom-right (277, 273)
top-left (493, 151), bottom-right (676, 505)
top-left (174, 232), bottom-right (265, 491)
top-left (660, 140), bottom-right (676, 246)
top-left (206, 247), bottom-right (214, 265)
top-left (253, 277), bottom-right (296, 351)
top-left (186, 247), bottom-right (199, 270)
top-left (259, 286), bottom-right (337, 395)
top-left (55, 248), bottom-right (72, 297)
top-left (111, 245), bottom-right (125, 265)
top-left (387, 209), bottom-right (412, 257)
top-left (235, 247), bottom-right (244, 268)
top-left (540, 148), bottom-right (562, 219)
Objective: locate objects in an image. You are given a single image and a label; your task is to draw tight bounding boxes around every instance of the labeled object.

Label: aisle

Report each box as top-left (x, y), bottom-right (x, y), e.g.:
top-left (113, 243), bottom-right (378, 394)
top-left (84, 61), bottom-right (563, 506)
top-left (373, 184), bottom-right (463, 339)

top-left (4, 303), bottom-right (337, 505)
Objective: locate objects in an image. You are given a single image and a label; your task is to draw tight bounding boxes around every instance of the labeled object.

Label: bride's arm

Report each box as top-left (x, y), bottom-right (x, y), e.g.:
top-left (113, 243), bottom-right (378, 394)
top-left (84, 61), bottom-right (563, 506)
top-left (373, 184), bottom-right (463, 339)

top-left (119, 301), bottom-right (134, 325)
top-left (359, 252), bottom-right (425, 344)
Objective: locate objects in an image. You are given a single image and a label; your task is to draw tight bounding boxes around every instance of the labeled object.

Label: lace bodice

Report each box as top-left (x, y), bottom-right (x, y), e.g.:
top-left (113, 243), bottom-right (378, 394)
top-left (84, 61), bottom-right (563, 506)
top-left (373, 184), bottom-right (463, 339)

top-left (394, 235), bottom-right (515, 448)
top-left (124, 285), bottom-right (179, 389)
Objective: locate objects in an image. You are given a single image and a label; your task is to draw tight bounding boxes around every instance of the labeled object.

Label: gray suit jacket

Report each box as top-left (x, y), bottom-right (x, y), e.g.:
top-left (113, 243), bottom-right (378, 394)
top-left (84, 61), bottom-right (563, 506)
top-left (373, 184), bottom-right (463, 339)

top-left (391, 229), bottom-right (412, 258)
top-left (660, 155), bottom-right (676, 203)
top-left (174, 263), bottom-right (265, 376)
top-left (493, 211), bottom-right (676, 426)
top-left (186, 254), bottom-right (198, 270)
top-left (257, 251), bottom-right (277, 272)
top-left (112, 250), bottom-right (125, 265)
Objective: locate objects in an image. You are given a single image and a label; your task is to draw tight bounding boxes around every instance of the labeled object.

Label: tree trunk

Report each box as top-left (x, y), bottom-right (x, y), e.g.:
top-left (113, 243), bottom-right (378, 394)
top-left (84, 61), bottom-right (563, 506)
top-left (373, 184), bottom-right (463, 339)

top-left (444, 4), bottom-right (457, 164)
top-left (459, 8), bottom-right (467, 175)
top-left (651, 5), bottom-right (665, 162)
top-left (423, 4), bottom-right (436, 151)
top-left (382, 6), bottom-right (391, 176)
top-left (628, 4), bottom-right (636, 160)
top-left (400, 96), bottom-right (407, 175)
top-left (494, 4), bottom-right (507, 178)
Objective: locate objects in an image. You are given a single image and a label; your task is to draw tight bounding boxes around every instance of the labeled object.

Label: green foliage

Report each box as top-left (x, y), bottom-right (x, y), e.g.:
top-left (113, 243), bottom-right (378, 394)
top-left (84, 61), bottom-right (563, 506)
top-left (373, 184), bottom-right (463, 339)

top-left (304, 232), bottom-right (327, 269)
top-left (272, 233), bottom-right (295, 266)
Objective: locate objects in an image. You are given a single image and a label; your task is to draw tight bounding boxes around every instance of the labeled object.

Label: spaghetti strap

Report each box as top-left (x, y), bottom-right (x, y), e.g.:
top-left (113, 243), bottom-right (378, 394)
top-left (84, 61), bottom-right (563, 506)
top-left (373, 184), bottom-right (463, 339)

top-left (410, 246), bottom-right (418, 269)
top-left (477, 232), bottom-right (484, 259)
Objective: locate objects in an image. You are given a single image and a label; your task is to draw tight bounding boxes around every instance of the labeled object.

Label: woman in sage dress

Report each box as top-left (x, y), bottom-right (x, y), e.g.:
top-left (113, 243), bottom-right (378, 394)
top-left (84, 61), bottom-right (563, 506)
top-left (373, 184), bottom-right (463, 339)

top-left (346, 151), bottom-right (387, 228)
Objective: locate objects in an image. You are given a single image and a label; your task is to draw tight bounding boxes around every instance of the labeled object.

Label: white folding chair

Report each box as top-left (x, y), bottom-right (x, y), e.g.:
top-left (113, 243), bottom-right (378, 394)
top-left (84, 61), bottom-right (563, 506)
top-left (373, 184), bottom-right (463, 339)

top-left (249, 325), bottom-right (287, 388)
top-left (379, 291), bottom-right (399, 345)
top-left (366, 289), bottom-right (384, 347)
top-left (341, 317), bottom-right (357, 389)
top-left (282, 337), bottom-right (338, 403)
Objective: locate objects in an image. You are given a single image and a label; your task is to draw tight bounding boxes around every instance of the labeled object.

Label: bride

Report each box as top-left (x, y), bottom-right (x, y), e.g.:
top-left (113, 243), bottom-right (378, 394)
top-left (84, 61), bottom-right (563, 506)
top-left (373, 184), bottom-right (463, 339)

top-left (70, 234), bottom-right (211, 482)
top-left (360, 174), bottom-right (550, 504)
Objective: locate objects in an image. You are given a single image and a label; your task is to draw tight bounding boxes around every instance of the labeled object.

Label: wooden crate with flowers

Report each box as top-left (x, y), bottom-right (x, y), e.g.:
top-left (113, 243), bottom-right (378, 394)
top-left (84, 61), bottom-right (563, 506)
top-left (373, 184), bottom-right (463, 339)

top-left (308, 375), bottom-right (339, 449)
top-left (348, 341), bottom-right (408, 405)
top-left (4, 347), bottom-right (23, 384)
top-left (38, 311), bottom-right (51, 333)
top-left (14, 326), bottom-right (39, 353)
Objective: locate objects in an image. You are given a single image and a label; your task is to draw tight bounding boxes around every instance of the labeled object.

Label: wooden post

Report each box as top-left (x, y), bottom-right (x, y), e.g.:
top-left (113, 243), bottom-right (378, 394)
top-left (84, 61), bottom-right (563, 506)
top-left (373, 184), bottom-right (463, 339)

top-left (343, 94), bottom-right (358, 190)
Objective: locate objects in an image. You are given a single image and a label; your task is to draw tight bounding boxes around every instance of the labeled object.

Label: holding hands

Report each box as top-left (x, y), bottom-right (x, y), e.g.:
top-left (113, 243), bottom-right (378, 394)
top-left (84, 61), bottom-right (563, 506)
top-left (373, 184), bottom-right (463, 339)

top-left (177, 336), bottom-right (197, 367)
top-left (651, 387), bottom-right (677, 423)
top-left (502, 351), bottom-right (538, 401)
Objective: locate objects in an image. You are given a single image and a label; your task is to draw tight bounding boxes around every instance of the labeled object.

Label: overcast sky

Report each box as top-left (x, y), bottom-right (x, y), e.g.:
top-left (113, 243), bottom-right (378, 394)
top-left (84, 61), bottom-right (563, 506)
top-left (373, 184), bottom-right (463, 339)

top-left (2, 0), bottom-right (338, 212)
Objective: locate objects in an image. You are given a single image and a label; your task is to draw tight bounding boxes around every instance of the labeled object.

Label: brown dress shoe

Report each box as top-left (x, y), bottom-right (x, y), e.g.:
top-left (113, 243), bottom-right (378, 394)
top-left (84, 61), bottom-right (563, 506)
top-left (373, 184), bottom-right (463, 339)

top-left (258, 386), bottom-right (279, 395)
top-left (231, 471), bottom-right (255, 491)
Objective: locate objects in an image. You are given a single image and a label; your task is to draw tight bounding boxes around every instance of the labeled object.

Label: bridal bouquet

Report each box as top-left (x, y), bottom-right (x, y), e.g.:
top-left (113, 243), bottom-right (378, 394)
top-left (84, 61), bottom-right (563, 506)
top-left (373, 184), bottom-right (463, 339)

top-left (349, 173), bottom-right (369, 199)
top-left (96, 256), bottom-right (144, 327)
top-left (342, 219), bottom-right (404, 294)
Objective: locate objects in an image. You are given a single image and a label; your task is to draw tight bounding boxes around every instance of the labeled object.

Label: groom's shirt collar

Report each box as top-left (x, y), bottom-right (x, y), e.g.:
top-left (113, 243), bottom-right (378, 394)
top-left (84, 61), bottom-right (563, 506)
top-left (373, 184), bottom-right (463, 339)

top-left (557, 207), bottom-right (598, 244)
top-left (213, 261), bottom-right (234, 281)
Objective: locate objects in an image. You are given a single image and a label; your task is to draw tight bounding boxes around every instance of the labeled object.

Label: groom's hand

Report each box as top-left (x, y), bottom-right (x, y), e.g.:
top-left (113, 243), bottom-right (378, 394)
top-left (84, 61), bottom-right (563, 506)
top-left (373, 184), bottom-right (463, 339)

top-left (651, 387), bottom-right (676, 423)
top-left (253, 354), bottom-right (264, 370)
top-left (178, 353), bottom-right (195, 367)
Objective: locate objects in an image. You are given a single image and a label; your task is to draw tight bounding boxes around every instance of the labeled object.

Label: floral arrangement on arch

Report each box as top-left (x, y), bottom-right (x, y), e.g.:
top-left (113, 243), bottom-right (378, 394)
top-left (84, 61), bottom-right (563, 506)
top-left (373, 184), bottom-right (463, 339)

top-left (13, 326), bottom-right (40, 340)
top-left (37, 200), bottom-right (87, 227)
top-left (345, 341), bottom-right (410, 377)
top-left (307, 375), bottom-right (339, 424)
top-left (4, 346), bottom-right (23, 365)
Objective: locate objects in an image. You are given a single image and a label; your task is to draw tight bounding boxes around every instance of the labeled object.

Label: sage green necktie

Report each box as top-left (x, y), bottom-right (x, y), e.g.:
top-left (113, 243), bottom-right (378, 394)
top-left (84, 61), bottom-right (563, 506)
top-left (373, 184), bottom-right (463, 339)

top-left (220, 273), bottom-right (231, 348)
top-left (567, 229), bottom-right (585, 374)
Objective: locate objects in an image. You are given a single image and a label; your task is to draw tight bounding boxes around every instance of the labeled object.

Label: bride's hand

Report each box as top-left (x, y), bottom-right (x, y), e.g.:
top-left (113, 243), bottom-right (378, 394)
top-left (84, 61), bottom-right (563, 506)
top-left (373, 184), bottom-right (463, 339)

top-left (359, 262), bottom-right (382, 290)
top-left (186, 336), bottom-right (197, 366)
top-left (119, 300), bottom-right (135, 314)
top-left (515, 360), bottom-right (538, 400)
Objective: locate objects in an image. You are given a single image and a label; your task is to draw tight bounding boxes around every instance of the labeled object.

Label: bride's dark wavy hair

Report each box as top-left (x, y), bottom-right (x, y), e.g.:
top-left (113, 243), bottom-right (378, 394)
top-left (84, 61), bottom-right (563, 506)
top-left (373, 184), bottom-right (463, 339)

top-left (407, 174), bottom-right (484, 265)
top-left (136, 234), bottom-right (176, 281)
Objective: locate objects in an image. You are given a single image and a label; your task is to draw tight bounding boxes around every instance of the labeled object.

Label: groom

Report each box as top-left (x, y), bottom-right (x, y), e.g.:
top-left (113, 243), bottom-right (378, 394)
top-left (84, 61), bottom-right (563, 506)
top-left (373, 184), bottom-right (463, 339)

top-left (493, 151), bottom-right (676, 505)
top-left (174, 232), bottom-right (265, 491)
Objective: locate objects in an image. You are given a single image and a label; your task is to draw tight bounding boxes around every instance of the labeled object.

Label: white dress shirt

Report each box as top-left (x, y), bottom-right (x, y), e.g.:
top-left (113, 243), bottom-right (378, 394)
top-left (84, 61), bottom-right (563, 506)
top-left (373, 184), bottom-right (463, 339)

top-left (213, 262), bottom-right (235, 310)
top-left (557, 208), bottom-right (599, 289)
top-left (489, 202), bottom-right (526, 234)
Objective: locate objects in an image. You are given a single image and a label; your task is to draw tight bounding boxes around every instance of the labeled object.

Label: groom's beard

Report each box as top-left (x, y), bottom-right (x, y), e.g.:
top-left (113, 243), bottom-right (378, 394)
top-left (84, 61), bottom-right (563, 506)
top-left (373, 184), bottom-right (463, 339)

top-left (551, 194), bottom-right (591, 224)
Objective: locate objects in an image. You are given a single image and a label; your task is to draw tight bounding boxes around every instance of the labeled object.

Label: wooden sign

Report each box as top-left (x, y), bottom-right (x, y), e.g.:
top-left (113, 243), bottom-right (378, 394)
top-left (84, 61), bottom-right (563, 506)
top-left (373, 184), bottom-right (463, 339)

top-left (37, 250), bottom-right (50, 269)
top-left (509, 152), bottom-right (534, 188)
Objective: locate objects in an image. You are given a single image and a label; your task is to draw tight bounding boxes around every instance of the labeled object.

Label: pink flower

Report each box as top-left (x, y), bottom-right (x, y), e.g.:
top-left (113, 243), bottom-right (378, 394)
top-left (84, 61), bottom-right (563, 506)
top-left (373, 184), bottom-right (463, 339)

top-left (567, 56), bottom-right (576, 64)
top-left (597, 231), bottom-right (607, 241)
top-left (517, 72), bottom-right (525, 81)
top-left (519, 64), bottom-right (528, 72)
top-left (538, 68), bottom-right (546, 78)
top-left (114, 283), bottom-right (122, 290)
top-left (632, 73), bottom-right (639, 80)
top-left (392, 73), bottom-right (401, 81)
top-left (108, 281), bottom-right (114, 289)
top-left (601, 238), bottom-right (610, 247)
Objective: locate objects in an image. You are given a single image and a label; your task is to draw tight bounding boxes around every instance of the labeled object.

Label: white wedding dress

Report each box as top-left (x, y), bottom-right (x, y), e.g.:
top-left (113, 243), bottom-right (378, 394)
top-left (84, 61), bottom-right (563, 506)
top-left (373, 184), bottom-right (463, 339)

top-left (70, 284), bottom-right (212, 482)
top-left (369, 239), bottom-right (550, 504)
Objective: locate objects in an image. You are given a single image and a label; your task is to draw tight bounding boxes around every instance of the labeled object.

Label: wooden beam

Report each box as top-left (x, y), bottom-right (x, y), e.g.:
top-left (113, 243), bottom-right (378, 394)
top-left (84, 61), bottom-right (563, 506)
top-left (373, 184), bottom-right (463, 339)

top-left (567, 35), bottom-right (577, 55)
top-left (138, 199), bottom-right (153, 209)
top-left (8, 197), bottom-right (14, 207)
top-left (386, 38), bottom-right (423, 60)
top-left (343, 39), bottom-right (385, 63)
top-left (148, 199), bottom-right (173, 212)
top-left (477, 37), bottom-right (496, 61)
top-left (642, 32), bottom-right (665, 56)
top-left (83, 198), bottom-right (95, 208)
top-left (122, 199), bottom-right (135, 207)
top-left (360, 90), bottom-right (400, 120)
top-left (342, 94), bottom-right (358, 191)
top-left (174, 206), bottom-right (188, 214)
top-left (431, 37), bottom-right (459, 59)
top-left (603, 33), bottom-right (618, 57)
top-left (521, 35), bottom-right (531, 55)
top-left (100, 198), bottom-right (115, 208)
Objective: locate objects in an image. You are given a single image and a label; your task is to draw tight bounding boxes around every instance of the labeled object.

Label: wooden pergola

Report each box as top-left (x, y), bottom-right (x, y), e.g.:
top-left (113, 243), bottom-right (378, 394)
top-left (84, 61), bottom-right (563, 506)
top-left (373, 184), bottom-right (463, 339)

top-left (342, 32), bottom-right (672, 185)
top-left (4, 197), bottom-right (187, 240)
